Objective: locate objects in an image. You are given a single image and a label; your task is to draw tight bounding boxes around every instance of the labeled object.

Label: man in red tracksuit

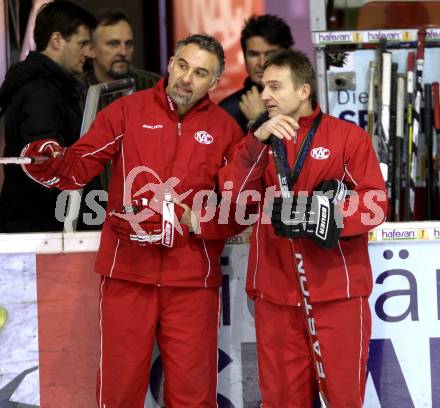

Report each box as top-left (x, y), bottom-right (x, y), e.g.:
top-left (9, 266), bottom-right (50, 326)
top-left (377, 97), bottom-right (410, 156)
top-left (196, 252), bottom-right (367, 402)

top-left (22, 34), bottom-right (244, 407)
top-left (219, 49), bottom-right (387, 407)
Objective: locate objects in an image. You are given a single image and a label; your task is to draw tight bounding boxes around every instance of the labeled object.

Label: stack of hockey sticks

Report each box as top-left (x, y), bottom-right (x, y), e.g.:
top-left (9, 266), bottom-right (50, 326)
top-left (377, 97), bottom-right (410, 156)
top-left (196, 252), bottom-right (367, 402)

top-left (367, 28), bottom-right (439, 220)
top-left (368, 38), bottom-right (400, 220)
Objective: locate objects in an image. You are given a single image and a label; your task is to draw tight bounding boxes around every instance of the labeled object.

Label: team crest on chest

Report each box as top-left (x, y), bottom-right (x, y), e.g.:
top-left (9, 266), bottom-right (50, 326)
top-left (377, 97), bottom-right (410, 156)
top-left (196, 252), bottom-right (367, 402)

top-left (194, 130), bottom-right (214, 145)
top-left (311, 147), bottom-right (331, 160)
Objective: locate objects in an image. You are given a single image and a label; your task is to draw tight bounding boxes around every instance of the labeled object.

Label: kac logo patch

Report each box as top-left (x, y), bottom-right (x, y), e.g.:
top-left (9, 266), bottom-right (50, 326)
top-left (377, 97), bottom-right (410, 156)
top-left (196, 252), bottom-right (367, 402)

top-left (311, 147), bottom-right (330, 160)
top-left (194, 131), bottom-right (214, 145)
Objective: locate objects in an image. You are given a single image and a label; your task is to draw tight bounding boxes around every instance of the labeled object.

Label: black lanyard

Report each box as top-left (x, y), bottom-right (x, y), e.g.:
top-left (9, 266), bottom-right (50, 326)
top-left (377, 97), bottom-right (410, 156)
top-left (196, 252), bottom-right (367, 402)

top-left (274, 111), bottom-right (322, 190)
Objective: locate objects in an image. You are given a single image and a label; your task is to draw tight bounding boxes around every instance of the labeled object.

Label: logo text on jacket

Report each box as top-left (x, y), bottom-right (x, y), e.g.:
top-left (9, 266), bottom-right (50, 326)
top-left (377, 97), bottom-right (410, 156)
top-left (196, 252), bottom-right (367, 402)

top-left (194, 131), bottom-right (214, 145)
top-left (143, 124), bottom-right (163, 129)
top-left (311, 147), bottom-right (330, 160)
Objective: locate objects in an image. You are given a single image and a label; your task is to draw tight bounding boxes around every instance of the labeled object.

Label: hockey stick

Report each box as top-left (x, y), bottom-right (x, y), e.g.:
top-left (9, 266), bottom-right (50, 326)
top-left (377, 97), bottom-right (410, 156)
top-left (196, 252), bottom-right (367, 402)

top-left (373, 41), bottom-right (384, 168)
top-left (404, 51), bottom-right (415, 220)
top-left (394, 75), bottom-right (406, 221)
top-left (0, 156), bottom-right (48, 165)
top-left (379, 51), bottom-right (392, 184)
top-left (433, 82), bottom-right (440, 218)
top-left (270, 135), bottom-right (331, 408)
top-left (425, 83), bottom-right (433, 219)
top-left (367, 61), bottom-right (377, 138)
top-left (409, 28), bottom-right (426, 219)
top-left (386, 62), bottom-right (398, 220)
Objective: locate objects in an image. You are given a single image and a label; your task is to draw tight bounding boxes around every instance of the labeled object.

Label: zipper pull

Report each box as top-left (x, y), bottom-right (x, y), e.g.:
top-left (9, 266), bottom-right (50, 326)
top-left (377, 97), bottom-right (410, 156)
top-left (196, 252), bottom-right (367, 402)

top-left (293, 129), bottom-right (298, 144)
top-left (177, 122), bottom-right (182, 136)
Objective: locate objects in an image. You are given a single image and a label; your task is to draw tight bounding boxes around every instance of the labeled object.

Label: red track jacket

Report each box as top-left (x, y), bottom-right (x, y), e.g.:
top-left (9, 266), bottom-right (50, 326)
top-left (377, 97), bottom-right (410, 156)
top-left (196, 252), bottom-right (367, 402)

top-left (219, 105), bottom-right (387, 305)
top-left (31, 79), bottom-right (245, 287)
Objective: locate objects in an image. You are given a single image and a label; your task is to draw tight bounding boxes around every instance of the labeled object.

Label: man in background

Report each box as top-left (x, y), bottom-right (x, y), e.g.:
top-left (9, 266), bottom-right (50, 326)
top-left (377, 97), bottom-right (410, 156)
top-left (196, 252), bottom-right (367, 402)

top-left (0, 1), bottom-right (96, 232)
top-left (80, 8), bottom-right (160, 110)
top-left (80, 9), bottom-right (160, 190)
top-left (219, 14), bottom-right (294, 132)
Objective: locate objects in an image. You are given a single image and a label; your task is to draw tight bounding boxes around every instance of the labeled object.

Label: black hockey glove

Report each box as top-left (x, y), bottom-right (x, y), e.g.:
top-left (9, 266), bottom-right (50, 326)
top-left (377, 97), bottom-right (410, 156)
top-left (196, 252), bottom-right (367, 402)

top-left (271, 179), bottom-right (347, 249)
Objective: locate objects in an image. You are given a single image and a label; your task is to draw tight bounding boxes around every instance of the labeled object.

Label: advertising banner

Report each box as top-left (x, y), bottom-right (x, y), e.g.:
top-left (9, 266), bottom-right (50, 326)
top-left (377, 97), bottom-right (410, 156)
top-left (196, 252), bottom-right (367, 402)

top-left (0, 227), bottom-right (439, 407)
top-left (367, 242), bottom-right (440, 407)
top-left (0, 254), bottom-right (39, 407)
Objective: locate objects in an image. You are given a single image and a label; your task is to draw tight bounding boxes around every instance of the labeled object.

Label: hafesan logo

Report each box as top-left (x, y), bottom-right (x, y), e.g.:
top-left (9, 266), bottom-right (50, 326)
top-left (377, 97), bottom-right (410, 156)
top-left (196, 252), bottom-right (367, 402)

top-left (311, 147), bottom-right (331, 160)
top-left (194, 131), bottom-right (214, 145)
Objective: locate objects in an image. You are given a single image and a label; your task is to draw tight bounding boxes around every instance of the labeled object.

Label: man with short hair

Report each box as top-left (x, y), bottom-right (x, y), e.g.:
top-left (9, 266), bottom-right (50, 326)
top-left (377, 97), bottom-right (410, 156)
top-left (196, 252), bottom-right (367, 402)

top-left (219, 14), bottom-right (294, 132)
top-left (22, 33), bottom-right (245, 407)
top-left (79, 9), bottom-right (160, 191)
top-left (219, 48), bottom-right (387, 407)
top-left (80, 9), bottom-right (160, 110)
top-left (0, 0), bottom-right (96, 232)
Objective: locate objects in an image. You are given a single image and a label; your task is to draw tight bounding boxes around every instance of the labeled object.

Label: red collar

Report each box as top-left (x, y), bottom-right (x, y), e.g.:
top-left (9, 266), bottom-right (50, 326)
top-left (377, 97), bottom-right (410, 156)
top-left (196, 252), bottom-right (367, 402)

top-left (298, 104), bottom-right (322, 127)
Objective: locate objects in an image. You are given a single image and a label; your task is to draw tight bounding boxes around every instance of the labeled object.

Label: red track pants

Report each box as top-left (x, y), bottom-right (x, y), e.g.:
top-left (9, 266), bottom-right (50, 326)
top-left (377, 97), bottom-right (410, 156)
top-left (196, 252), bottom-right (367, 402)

top-left (97, 277), bottom-right (220, 408)
top-left (255, 296), bottom-right (371, 408)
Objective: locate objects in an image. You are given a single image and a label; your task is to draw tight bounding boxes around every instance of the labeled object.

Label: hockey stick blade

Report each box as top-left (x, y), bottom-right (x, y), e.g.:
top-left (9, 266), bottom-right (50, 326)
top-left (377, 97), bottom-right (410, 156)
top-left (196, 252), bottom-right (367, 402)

top-left (0, 156), bottom-right (49, 165)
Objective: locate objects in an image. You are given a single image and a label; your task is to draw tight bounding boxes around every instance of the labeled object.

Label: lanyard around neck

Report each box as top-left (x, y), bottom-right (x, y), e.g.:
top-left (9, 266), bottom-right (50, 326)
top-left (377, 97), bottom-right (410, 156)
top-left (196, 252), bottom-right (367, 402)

top-left (272, 111), bottom-right (323, 190)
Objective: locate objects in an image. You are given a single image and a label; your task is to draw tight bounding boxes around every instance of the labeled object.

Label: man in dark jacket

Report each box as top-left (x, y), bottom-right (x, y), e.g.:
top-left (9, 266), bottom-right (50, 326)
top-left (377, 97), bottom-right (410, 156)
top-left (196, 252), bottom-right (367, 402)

top-left (0, 1), bottom-right (96, 232)
top-left (80, 9), bottom-right (160, 110)
top-left (79, 9), bottom-right (160, 190)
top-left (219, 14), bottom-right (294, 132)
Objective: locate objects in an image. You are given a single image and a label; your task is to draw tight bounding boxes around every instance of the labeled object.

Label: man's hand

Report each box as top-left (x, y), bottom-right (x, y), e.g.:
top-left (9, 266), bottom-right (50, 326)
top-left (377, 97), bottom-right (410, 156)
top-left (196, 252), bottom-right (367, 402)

top-left (239, 86), bottom-right (266, 121)
top-left (254, 114), bottom-right (299, 143)
top-left (177, 202), bottom-right (199, 233)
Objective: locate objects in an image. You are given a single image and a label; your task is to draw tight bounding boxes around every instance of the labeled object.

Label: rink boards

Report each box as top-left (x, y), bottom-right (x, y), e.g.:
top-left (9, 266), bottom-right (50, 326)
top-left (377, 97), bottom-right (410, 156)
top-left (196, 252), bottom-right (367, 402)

top-left (0, 222), bottom-right (439, 407)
